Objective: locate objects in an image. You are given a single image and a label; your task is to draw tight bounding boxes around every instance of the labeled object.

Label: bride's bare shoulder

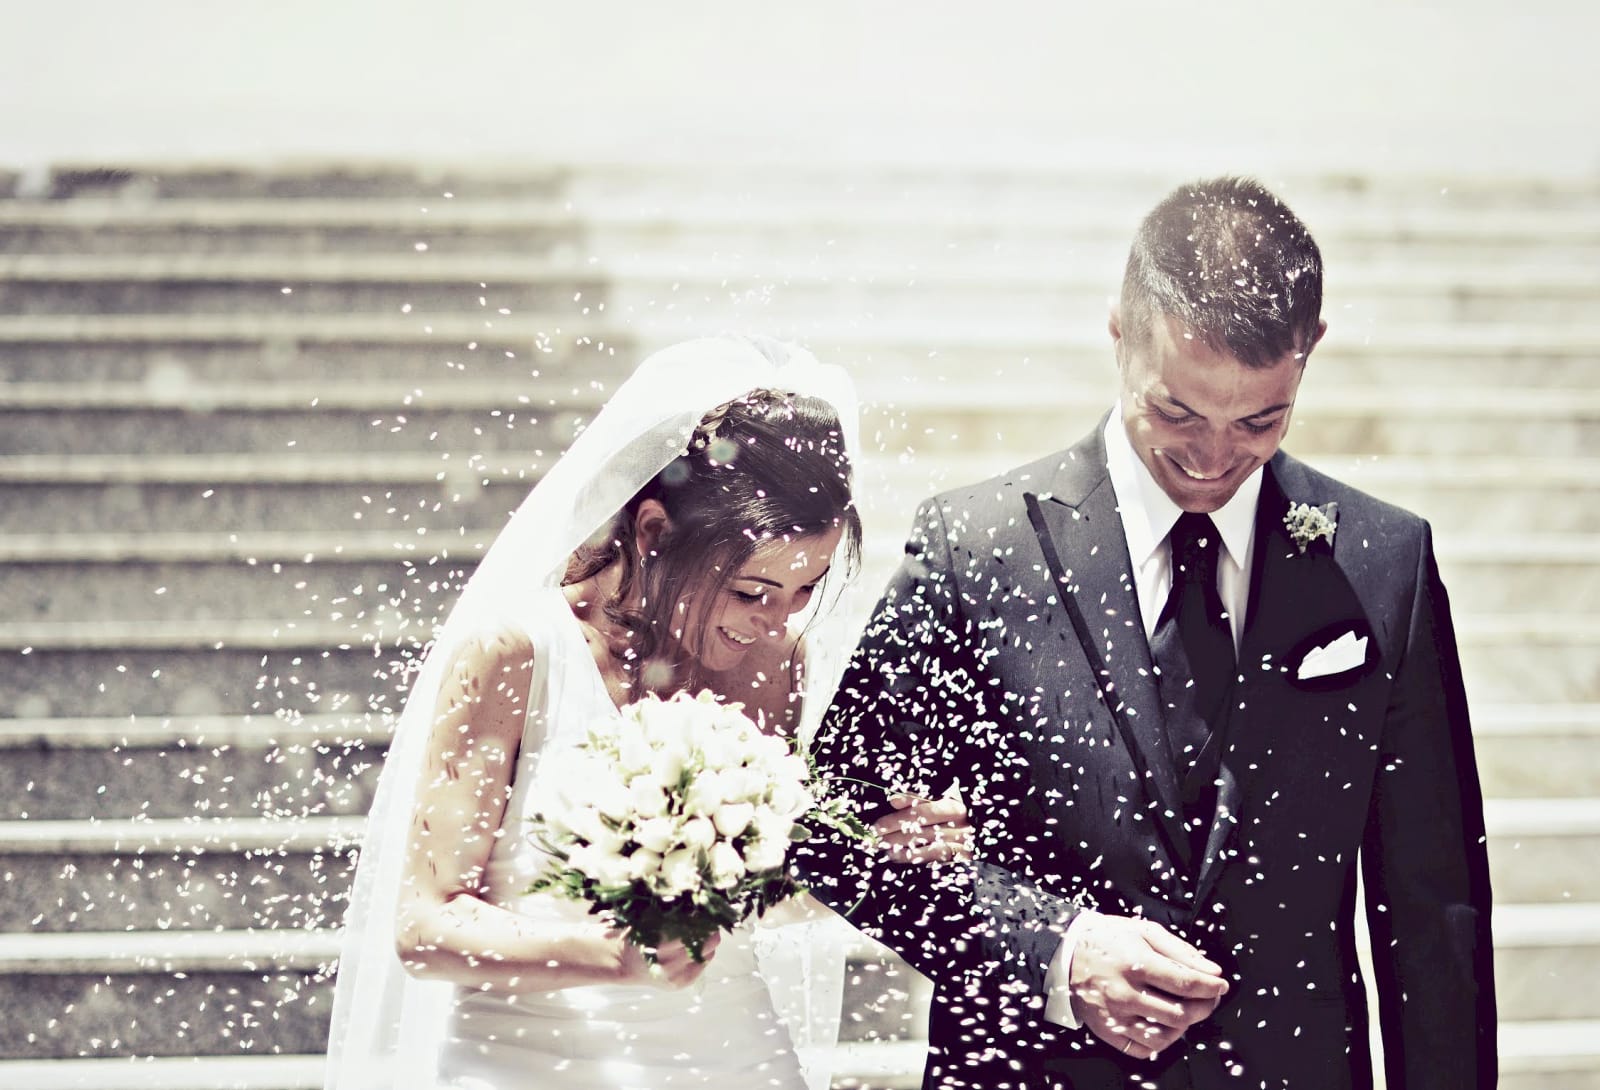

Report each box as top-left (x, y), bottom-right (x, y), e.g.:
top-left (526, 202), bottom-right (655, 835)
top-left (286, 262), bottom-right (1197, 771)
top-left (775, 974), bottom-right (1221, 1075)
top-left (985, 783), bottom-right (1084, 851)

top-left (430, 628), bottom-right (540, 746)
top-left (441, 627), bottom-right (537, 681)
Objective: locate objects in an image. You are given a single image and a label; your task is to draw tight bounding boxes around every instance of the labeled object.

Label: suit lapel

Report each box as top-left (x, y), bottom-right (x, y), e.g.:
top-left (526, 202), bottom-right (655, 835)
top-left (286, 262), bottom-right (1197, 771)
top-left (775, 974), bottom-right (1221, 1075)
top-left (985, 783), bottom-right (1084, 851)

top-left (1192, 455), bottom-right (1376, 905)
top-left (1025, 428), bottom-right (1192, 872)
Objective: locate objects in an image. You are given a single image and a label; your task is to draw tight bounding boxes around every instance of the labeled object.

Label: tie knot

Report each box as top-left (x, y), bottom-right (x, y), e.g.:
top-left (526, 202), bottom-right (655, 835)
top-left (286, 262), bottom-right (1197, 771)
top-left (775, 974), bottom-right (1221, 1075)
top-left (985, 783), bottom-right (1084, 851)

top-left (1170, 512), bottom-right (1222, 576)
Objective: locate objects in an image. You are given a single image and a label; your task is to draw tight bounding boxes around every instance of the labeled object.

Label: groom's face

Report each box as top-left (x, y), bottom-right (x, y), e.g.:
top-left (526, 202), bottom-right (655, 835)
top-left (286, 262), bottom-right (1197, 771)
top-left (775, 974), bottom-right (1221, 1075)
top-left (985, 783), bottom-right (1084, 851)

top-left (1113, 309), bottom-right (1309, 514)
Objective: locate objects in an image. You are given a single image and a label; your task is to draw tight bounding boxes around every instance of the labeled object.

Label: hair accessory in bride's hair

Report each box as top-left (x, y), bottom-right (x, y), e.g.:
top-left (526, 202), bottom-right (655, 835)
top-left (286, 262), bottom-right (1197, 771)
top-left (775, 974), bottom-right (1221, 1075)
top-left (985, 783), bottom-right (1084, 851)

top-left (688, 389), bottom-right (798, 466)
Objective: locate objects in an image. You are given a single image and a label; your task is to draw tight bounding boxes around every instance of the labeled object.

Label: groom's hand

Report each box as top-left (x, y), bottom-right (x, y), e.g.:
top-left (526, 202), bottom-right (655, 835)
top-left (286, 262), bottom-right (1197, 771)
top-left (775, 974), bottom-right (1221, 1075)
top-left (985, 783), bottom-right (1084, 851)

top-left (1068, 914), bottom-right (1228, 1061)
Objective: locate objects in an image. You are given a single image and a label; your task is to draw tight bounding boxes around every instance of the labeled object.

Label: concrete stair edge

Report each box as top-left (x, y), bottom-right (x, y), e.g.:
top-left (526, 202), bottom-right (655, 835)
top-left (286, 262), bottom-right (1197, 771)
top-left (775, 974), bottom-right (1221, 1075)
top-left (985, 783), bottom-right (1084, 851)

top-left (0, 816), bottom-right (363, 854)
top-left (5, 451), bottom-right (1600, 486)
top-left (0, 313), bottom-right (1598, 354)
top-left (1, 528), bottom-right (1596, 567)
top-left (4, 799), bottom-right (1593, 853)
top-left (6, 611), bottom-right (1598, 651)
top-left (3, 703), bottom-right (1589, 751)
top-left (0, 928), bottom-right (341, 973)
top-left (5, 251), bottom-right (1600, 292)
top-left (0, 1026), bottom-right (1592, 1090)
top-left (0, 1055), bottom-right (328, 1090)
top-left (6, 380), bottom-right (1599, 418)
top-left (0, 713), bottom-right (391, 750)
top-left (2, 189), bottom-right (1599, 233)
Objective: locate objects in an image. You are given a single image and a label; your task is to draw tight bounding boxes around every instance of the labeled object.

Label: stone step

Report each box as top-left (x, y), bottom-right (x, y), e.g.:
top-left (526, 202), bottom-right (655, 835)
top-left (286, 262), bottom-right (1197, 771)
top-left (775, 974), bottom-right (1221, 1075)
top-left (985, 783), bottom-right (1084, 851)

top-left (8, 176), bottom-right (1600, 236)
top-left (0, 319), bottom-right (1592, 391)
top-left (0, 624), bottom-right (420, 719)
top-left (0, 901), bottom-right (1592, 1059)
top-left (1496, 904), bottom-right (1600, 1021)
top-left (25, 159), bottom-right (1600, 200)
top-left (0, 312), bottom-right (1594, 364)
top-left (1450, 615), bottom-right (1600, 705)
top-left (3, 703), bottom-right (1583, 827)
top-left (0, 1055), bottom-right (329, 1090)
top-left (1500, 1021), bottom-right (1600, 1090)
top-left (0, 817), bottom-right (360, 933)
top-left (0, 397), bottom-right (591, 458)
top-left (0, 453), bottom-right (537, 534)
top-left (4, 526), bottom-right (1595, 625)
top-left (1486, 799), bottom-right (1600, 903)
top-left (6, 448), bottom-right (1600, 536)
top-left (1477, 705), bottom-right (1600, 798)
top-left (0, 929), bottom-right (336, 1060)
top-left (0, 926), bottom-right (913, 1060)
top-left (875, 451), bottom-right (1600, 537)
top-left (6, 380), bottom-right (1596, 459)
top-left (2, 791), bottom-right (1588, 931)
top-left (0, 714), bottom-right (387, 822)
top-left (1, 253), bottom-right (1595, 325)
top-left (2, 610), bottom-right (1598, 721)
top-left (0, 1029), bottom-right (1593, 1090)
top-left (33, 164), bottom-right (568, 202)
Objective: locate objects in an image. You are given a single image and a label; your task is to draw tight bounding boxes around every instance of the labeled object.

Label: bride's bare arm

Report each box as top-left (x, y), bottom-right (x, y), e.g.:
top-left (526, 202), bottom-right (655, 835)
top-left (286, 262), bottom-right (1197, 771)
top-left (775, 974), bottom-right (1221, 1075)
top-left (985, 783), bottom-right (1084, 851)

top-left (392, 631), bottom-right (703, 992)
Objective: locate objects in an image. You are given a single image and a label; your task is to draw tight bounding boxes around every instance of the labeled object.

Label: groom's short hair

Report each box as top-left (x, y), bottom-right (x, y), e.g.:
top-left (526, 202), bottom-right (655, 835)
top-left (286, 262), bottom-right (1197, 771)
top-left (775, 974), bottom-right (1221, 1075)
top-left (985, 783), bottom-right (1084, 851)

top-left (1121, 175), bottom-right (1324, 368)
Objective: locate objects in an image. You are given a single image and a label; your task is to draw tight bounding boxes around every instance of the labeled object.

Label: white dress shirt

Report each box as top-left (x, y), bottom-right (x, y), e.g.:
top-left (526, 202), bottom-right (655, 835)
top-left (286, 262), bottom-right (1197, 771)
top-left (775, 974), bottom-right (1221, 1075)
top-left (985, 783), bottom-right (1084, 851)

top-left (1040, 408), bottom-right (1263, 1028)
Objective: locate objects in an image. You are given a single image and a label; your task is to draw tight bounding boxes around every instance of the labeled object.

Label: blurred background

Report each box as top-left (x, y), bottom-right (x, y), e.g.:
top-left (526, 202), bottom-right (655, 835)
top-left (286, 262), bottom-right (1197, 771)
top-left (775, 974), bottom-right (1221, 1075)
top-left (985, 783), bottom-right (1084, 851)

top-left (1, 1), bottom-right (1596, 1087)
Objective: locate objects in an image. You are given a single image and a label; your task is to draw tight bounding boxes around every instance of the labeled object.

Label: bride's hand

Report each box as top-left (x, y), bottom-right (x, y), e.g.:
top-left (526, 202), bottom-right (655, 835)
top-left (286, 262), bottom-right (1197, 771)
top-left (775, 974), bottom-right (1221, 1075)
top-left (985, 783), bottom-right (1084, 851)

top-left (871, 793), bottom-right (974, 864)
top-left (616, 932), bottom-right (721, 989)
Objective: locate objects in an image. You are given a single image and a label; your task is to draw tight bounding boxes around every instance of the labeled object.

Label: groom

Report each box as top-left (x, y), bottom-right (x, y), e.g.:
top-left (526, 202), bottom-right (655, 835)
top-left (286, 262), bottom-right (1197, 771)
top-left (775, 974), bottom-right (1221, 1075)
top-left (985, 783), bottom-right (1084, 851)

top-left (804, 176), bottom-right (1495, 1088)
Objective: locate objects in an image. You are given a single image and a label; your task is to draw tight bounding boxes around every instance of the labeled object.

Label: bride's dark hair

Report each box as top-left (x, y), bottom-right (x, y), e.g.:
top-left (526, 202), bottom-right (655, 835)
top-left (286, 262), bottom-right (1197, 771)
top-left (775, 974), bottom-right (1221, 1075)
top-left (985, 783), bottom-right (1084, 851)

top-left (564, 389), bottom-right (861, 688)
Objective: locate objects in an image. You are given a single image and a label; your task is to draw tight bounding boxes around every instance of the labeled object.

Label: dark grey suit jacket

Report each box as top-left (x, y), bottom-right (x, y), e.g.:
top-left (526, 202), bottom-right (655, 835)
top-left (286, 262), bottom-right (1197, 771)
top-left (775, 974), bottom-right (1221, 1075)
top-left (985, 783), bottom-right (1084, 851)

top-left (803, 424), bottom-right (1496, 1089)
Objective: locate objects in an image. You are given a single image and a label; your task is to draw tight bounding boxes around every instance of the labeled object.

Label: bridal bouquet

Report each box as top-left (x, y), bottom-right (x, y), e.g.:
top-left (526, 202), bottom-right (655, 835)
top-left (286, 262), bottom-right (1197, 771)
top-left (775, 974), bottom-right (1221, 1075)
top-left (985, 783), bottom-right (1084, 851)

top-left (527, 690), bottom-right (868, 962)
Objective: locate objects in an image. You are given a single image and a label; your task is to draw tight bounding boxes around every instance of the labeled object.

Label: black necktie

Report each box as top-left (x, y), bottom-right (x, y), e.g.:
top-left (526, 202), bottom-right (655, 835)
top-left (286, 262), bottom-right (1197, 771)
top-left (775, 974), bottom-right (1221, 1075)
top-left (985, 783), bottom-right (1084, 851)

top-left (1151, 512), bottom-right (1236, 859)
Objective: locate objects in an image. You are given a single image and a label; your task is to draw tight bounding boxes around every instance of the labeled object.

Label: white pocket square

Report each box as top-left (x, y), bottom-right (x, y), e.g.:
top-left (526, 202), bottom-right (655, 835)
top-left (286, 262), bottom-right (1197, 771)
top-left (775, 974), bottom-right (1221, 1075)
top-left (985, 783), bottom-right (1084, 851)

top-left (1297, 631), bottom-right (1369, 680)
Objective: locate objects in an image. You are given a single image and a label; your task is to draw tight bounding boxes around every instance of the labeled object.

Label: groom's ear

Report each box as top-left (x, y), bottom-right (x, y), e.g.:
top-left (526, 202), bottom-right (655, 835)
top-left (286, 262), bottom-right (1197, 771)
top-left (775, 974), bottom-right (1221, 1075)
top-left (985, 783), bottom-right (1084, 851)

top-left (633, 499), bottom-right (673, 560)
top-left (1108, 305), bottom-right (1128, 372)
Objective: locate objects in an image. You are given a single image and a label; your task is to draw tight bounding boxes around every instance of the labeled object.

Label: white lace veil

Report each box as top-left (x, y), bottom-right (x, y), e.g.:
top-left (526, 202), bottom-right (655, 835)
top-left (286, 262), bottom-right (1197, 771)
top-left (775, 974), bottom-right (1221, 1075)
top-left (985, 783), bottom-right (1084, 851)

top-left (323, 335), bottom-right (861, 1090)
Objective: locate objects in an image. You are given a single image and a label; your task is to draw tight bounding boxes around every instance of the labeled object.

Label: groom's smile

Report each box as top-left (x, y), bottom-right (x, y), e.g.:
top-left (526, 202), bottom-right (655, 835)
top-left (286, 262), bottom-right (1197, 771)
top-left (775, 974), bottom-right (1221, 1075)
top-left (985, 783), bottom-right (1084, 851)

top-left (1112, 308), bottom-right (1320, 513)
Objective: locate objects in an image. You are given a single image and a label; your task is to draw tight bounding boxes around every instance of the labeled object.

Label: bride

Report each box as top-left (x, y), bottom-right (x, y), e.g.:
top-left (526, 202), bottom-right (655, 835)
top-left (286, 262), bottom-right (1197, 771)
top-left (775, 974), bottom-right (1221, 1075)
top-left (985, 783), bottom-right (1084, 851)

top-left (324, 337), bottom-right (970, 1090)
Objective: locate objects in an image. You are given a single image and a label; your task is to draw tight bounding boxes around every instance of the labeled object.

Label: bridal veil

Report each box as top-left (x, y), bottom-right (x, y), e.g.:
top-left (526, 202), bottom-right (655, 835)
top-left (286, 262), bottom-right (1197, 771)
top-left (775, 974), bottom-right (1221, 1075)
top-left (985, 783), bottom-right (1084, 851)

top-left (324, 336), bottom-right (862, 1090)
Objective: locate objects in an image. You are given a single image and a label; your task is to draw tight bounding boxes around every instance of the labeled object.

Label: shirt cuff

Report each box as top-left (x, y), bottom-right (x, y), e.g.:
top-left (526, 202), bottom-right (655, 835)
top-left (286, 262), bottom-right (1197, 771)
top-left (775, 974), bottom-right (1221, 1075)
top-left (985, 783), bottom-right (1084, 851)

top-left (1042, 910), bottom-right (1097, 1030)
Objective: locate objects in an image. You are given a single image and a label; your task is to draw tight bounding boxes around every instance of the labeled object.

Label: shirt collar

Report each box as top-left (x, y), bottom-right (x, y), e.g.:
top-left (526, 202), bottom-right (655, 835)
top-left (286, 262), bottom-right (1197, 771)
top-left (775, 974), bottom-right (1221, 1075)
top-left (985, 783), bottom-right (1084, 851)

top-left (1103, 406), bottom-right (1262, 571)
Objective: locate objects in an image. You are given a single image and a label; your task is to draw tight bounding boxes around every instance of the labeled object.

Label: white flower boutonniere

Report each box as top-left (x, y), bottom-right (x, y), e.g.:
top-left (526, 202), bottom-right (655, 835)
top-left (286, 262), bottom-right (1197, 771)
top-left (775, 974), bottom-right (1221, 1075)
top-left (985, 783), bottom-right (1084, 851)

top-left (1285, 501), bottom-right (1339, 555)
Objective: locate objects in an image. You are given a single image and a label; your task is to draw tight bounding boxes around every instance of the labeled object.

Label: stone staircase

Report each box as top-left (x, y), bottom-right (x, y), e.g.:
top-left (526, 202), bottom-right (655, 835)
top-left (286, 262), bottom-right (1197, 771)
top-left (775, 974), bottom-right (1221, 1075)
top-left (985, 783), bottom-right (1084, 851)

top-left (0, 163), bottom-right (1596, 1088)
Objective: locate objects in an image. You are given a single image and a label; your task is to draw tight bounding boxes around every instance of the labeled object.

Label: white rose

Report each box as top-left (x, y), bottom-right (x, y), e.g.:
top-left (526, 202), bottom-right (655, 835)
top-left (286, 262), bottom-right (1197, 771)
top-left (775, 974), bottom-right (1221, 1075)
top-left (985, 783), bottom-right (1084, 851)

top-left (713, 801), bottom-right (755, 839)
top-left (648, 736), bottom-right (689, 788)
top-left (774, 754), bottom-right (810, 789)
top-left (616, 722), bottom-right (653, 776)
top-left (592, 774), bottom-right (633, 825)
top-left (749, 732), bottom-right (792, 768)
top-left (634, 815), bottom-right (680, 855)
top-left (627, 848), bottom-right (663, 883)
top-left (742, 834), bottom-right (788, 874)
top-left (751, 807), bottom-right (794, 846)
top-left (684, 769), bottom-right (727, 816)
top-left (769, 778), bottom-right (814, 820)
top-left (657, 847), bottom-right (702, 898)
top-left (680, 816), bottom-right (716, 851)
top-left (708, 840), bottom-right (746, 890)
top-left (719, 765), bottom-right (767, 804)
top-left (561, 804), bottom-right (608, 844)
top-left (567, 843), bottom-right (632, 888)
top-left (627, 777), bottom-right (669, 819)
top-left (697, 730), bottom-right (739, 773)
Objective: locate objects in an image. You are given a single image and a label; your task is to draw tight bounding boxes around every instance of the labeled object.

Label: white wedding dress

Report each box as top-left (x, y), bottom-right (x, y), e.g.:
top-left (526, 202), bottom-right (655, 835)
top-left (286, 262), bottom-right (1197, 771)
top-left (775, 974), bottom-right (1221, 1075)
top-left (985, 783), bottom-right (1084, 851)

top-left (324, 338), bottom-right (857, 1090)
top-left (431, 589), bottom-right (808, 1090)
